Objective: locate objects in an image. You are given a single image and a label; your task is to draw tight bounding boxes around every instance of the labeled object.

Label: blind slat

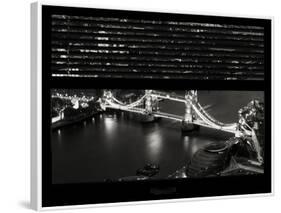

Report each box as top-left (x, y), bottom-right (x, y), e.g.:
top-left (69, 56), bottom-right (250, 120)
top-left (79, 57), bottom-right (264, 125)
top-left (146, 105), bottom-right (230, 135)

top-left (50, 13), bottom-right (265, 80)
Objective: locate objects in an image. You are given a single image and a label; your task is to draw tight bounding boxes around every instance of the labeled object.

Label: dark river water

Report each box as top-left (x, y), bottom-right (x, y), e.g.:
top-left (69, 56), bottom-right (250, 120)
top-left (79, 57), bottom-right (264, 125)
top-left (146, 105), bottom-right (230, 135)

top-left (51, 91), bottom-right (263, 184)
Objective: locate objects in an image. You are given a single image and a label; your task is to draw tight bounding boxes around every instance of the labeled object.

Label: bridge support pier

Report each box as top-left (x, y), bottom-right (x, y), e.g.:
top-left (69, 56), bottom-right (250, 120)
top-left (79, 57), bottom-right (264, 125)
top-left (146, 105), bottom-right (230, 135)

top-left (181, 121), bottom-right (199, 132)
top-left (141, 114), bottom-right (158, 123)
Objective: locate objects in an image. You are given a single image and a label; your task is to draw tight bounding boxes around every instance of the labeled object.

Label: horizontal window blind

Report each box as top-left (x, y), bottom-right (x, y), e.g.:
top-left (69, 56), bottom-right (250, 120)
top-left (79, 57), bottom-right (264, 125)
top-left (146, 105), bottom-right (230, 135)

top-left (51, 14), bottom-right (264, 80)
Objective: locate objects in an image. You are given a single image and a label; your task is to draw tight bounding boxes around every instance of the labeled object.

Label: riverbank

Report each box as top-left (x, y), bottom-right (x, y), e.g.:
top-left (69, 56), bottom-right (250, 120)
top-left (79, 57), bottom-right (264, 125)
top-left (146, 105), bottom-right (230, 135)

top-left (51, 111), bottom-right (101, 130)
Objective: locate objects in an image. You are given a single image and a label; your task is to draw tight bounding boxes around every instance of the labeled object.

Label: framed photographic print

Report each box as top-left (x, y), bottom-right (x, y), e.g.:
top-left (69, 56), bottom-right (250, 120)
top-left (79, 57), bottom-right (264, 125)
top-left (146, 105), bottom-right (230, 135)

top-left (31, 2), bottom-right (272, 210)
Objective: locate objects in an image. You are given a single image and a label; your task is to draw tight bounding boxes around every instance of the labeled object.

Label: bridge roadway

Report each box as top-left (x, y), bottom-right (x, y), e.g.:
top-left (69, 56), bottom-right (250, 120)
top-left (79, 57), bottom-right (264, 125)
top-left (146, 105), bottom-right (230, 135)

top-left (104, 104), bottom-right (237, 134)
top-left (53, 92), bottom-right (238, 134)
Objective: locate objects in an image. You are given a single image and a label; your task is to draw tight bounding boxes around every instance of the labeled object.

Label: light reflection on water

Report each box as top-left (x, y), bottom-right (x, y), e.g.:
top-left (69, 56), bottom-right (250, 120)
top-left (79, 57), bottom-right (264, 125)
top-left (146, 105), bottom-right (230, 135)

top-left (103, 116), bottom-right (116, 132)
top-left (102, 116), bottom-right (119, 150)
top-left (183, 136), bottom-right (190, 153)
top-left (145, 130), bottom-right (163, 163)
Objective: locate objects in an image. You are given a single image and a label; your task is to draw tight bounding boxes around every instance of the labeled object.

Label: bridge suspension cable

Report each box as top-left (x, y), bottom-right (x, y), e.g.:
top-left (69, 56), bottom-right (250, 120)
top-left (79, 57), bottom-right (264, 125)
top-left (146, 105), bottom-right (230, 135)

top-left (104, 99), bottom-right (146, 114)
top-left (110, 96), bottom-right (125, 105)
top-left (109, 94), bottom-right (147, 109)
top-left (191, 101), bottom-right (237, 131)
top-left (195, 101), bottom-right (237, 127)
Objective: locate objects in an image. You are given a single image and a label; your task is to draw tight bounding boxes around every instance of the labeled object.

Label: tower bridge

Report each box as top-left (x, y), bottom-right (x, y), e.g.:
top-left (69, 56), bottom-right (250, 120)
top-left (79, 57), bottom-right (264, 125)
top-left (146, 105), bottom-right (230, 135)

top-left (100, 89), bottom-right (263, 164)
top-left (100, 90), bottom-right (240, 134)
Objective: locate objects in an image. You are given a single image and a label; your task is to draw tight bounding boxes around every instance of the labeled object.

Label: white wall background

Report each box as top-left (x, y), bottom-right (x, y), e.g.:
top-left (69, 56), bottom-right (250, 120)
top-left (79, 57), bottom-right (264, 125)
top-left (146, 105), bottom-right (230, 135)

top-left (0, 0), bottom-right (280, 212)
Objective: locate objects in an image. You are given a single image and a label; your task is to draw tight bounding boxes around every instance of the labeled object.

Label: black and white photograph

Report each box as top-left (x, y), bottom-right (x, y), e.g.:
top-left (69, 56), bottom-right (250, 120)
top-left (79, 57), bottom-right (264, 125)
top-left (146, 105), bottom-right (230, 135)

top-left (0, 0), bottom-right (279, 212)
top-left (51, 89), bottom-right (265, 184)
top-left (31, 4), bottom-right (272, 209)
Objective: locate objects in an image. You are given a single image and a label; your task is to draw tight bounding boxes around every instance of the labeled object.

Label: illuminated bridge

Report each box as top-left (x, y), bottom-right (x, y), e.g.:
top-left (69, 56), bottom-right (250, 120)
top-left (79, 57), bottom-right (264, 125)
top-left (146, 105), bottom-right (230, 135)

top-left (100, 90), bottom-right (245, 135)
top-left (100, 90), bottom-right (263, 163)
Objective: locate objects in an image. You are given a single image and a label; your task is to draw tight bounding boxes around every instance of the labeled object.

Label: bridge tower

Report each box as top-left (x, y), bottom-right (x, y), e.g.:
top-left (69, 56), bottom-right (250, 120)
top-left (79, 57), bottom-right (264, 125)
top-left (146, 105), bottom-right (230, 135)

top-left (59, 108), bottom-right (65, 120)
top-left (182, 90), bottom-right (199, 132)
top-left (71, 98), bottom-right (79, 109)
top-left (145, 90), bottom-right (153, 113)
top-left (143, 90), bottom-right (158, 122)
top-left (99, 90), bottom-right (113, 111)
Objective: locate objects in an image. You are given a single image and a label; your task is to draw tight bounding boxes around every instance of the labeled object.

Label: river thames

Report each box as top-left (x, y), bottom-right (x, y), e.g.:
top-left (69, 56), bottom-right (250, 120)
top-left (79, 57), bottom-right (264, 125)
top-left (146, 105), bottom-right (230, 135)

top-left (51, 91), bottom-right (263, 184)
